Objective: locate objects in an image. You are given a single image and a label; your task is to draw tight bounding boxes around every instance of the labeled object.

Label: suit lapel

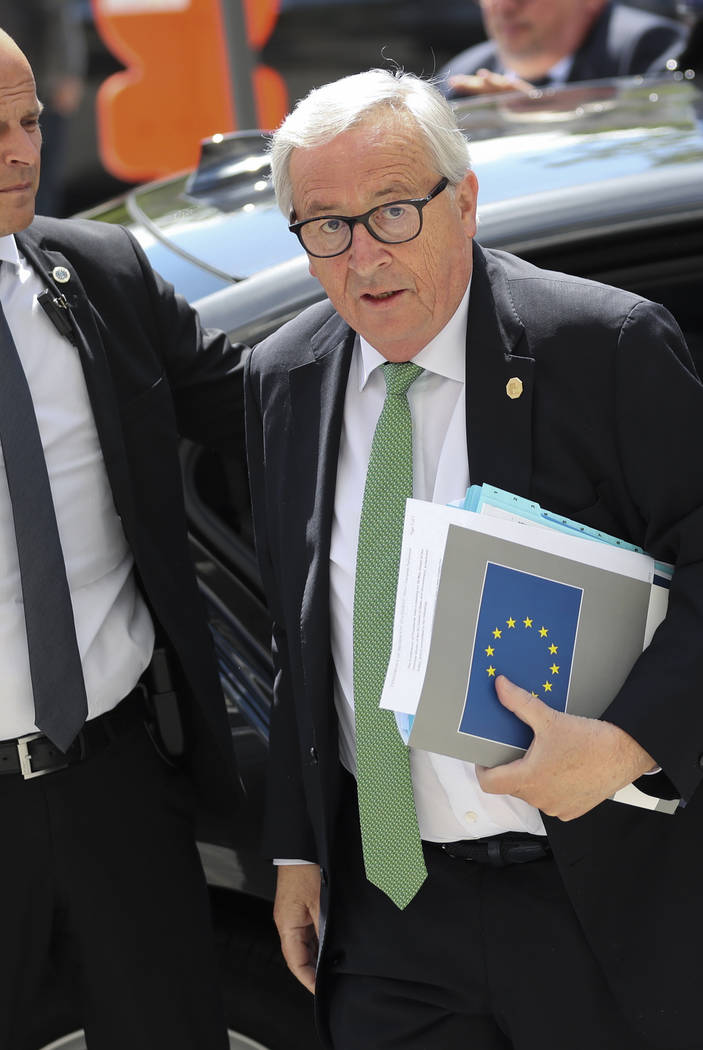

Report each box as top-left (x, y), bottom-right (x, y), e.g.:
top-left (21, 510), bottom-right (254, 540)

top-left (466, 243), bottom-right (534, 497)
top-left (283, 246), bottom-right (535, 703)
top-left (17, 232), bottom-right (137, 529)
top-left (288, 313), bottom-right (354, 708)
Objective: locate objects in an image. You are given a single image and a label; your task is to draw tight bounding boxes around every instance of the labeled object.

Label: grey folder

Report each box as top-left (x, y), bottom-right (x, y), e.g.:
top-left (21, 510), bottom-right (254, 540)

top-left (409, 523), bottom-right (663, 767)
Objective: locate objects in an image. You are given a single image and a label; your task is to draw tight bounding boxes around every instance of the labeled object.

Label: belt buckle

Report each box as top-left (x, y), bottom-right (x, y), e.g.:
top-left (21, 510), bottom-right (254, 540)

top-left (16, 732), bottom-right (67, 780)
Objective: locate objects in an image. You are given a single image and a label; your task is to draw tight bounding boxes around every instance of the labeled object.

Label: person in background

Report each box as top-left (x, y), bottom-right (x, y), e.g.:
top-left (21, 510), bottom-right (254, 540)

top-left (668, 0), bottom-right (703, 74)
top-left (0, 27), bottom-right (246, 1049)
top-left (245, 67), bottom-right (703, 1050)
top-left (1, 0), bottom-right (87, 214)
top-left (439, 0), bottom-right (687, 97)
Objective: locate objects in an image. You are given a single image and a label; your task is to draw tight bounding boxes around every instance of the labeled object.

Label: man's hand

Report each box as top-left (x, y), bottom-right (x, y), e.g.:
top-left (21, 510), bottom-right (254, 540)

top-left (447, 69), bottom-right (535, 97)
top-left (273, 863), bottom-right (321, 994)
top-left (476, 675), bottom-right (657, 820)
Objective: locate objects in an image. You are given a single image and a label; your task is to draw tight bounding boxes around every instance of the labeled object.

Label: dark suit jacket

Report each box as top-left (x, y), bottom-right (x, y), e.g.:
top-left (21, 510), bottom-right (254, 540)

top-left (17, 215), bottom-right (245, 810)
top-left (245, 242), bottom-right (703, 1047)
top-left (440, 1), bottom-right (687, 97)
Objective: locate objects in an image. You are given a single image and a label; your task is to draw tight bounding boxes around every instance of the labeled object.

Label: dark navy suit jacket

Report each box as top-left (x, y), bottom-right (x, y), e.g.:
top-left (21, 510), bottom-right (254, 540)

top-left (246, 241), bottom-right (703, 1048)
top-left (18, 216), bottom-right (245, 809)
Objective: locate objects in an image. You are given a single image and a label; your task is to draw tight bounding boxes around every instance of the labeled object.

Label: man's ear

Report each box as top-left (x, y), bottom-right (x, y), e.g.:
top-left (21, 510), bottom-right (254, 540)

top-left (455, 171), bottom-right (479, 238)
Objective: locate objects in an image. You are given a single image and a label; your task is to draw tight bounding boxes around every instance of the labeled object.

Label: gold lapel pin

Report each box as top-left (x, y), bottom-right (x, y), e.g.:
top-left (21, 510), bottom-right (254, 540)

top-left (52, 266), bottom-right (71, 284)
top-left (506, 377), bottom-right (523, 400)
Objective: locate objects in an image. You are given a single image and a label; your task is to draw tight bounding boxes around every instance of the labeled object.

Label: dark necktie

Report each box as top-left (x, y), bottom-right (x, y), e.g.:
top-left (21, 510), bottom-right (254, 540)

top-left (353, 361), bottom-right (427, 909)
top-left (0, 289), bottom-right (88, 751)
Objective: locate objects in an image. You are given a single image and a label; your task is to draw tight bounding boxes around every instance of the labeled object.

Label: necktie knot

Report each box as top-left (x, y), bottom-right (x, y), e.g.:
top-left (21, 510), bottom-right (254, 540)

top-left (382, 361), bottom-right (423, 398)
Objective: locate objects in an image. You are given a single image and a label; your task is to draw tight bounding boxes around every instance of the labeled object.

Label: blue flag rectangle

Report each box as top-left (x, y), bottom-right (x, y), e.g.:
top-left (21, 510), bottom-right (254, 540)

top-left (459, 562), bottom-right (583, 749)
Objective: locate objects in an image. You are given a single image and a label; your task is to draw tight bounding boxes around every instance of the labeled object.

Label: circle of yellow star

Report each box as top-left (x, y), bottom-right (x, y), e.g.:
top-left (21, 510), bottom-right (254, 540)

top-left (485, 645), bottom-right (495, 656)
top-left (539, 626), bottom-right (548, 638)
top-left (487, 666), bottom-right (496, 677)
top-left (492, 627), bottom-right (502, 639)
top-left (549, 643), bottom-right (558, 654)
top-left (543, 681), bottom-right (552, 692)
top-left (523, 616), bottom-right (533, 628)
top-left (550, 664), bottom-right (559, 675)
top-left (506, 617), bottom-right (516, 628)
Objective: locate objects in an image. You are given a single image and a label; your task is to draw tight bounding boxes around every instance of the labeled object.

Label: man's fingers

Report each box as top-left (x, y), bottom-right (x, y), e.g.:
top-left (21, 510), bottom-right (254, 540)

top-left (494, 674), bottom-right (551, 729)
top-left (476, 677), bottom-right (553, 796)
top-left (448, 71), bottom-right (536, 97)
top-left (279, 926), bottom-right (318, 994)
top-left (273, 864), bottom-right (320, 993)
top-left (475, 755), bottom-right (525, 796)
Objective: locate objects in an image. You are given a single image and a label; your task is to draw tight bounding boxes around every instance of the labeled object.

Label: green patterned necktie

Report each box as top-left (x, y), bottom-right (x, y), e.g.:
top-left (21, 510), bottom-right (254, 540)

top-left (353, 360), bottom-right (427, 909)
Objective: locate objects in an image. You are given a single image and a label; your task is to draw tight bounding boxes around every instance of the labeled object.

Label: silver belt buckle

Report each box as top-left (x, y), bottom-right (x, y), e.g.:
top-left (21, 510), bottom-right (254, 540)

top-left (17, 732), bottom-right (67, 780)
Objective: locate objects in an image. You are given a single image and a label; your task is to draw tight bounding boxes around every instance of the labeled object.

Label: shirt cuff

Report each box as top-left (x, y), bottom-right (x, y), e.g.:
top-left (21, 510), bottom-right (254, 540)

top-left (273, 858), bottom-right (316, 865)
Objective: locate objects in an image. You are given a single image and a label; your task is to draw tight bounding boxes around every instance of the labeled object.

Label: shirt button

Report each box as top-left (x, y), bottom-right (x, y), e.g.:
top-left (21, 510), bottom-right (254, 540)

top-left (464, 811), bottom-right (478, 824)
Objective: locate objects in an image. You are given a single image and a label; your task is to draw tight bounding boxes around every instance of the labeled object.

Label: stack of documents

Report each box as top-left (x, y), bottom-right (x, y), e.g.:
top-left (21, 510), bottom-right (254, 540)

top-left (380, 485), bottom-right (677, 814)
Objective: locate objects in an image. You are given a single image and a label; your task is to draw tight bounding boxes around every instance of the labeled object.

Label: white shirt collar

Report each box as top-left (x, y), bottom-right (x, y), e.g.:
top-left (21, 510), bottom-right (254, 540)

top-left (0, 234), bottom-right (20, 270)
top-left (358, 280), bottom-right (470, 390)
top-left (545, 55), bottom-right (574, 85)
top-left (504, 53), bottom-right (573, 85)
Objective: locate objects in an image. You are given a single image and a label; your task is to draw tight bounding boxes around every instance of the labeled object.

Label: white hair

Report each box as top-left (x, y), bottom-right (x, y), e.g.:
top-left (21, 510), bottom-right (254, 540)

top-left (269, 68), bottom-right (472, 217)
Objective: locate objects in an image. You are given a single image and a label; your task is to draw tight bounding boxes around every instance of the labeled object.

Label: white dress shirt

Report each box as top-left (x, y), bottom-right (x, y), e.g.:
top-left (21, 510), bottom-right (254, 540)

top-left (329, 283), bottom-right (546, 841)
top-left (0, 234), bottom-right (154, 740)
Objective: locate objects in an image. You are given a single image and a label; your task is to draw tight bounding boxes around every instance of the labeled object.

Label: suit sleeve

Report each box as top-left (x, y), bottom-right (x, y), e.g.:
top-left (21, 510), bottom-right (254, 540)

top-left (601, 300), bottom-right (703, 801)
top-left (631, 22), bottom-right (687, 74)
top-left (119, 225), bottom-right (249, 452)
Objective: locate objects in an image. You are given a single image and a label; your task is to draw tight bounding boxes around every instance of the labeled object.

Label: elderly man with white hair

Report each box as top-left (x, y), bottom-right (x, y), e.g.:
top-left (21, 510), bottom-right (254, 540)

top-left (246, 66), bottom-right (703, 1050)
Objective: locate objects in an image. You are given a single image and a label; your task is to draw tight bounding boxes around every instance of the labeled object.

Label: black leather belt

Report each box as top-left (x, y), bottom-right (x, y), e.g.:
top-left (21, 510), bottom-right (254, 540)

top-left (433, 833), bottom-right (551, 867)
top-left (0, 686), bottom-right (145, 780)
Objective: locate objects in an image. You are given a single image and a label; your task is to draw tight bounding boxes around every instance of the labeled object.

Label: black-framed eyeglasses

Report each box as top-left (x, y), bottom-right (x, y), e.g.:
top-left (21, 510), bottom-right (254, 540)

top-left (289, 177), bottom-right (450, 259)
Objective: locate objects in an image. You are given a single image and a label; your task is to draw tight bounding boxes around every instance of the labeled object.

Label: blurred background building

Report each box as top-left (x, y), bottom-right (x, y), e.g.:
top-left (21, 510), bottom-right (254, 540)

top-left (0, 0), bottom-right (88, 215)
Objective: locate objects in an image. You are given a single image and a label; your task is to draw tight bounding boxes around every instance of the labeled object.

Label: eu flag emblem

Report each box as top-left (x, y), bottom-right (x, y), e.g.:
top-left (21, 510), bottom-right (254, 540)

top-left (459, 562), bottom-right (582, 749)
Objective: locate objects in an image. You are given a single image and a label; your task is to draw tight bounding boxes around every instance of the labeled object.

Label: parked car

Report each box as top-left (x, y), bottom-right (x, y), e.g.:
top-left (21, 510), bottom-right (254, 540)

top-left (32, 70), bottom-right (703, 1050)
top-left (67, 0), bottom-right (701, 214)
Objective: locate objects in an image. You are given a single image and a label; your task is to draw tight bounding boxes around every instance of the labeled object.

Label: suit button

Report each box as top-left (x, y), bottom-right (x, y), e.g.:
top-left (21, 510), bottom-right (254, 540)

top-left (309, 746), bottom-right (318, 763)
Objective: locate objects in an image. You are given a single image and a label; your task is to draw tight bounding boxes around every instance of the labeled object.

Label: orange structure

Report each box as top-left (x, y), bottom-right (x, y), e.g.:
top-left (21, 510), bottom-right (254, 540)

top-left (91, 0), bottom-right (287, 181)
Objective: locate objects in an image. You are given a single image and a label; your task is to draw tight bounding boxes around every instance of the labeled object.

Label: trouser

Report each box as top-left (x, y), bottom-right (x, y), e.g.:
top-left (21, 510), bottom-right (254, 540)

top-left (0, 711), bottom-right (229, 1050)
top-left (318, 774), bottom-right (662, 1050)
